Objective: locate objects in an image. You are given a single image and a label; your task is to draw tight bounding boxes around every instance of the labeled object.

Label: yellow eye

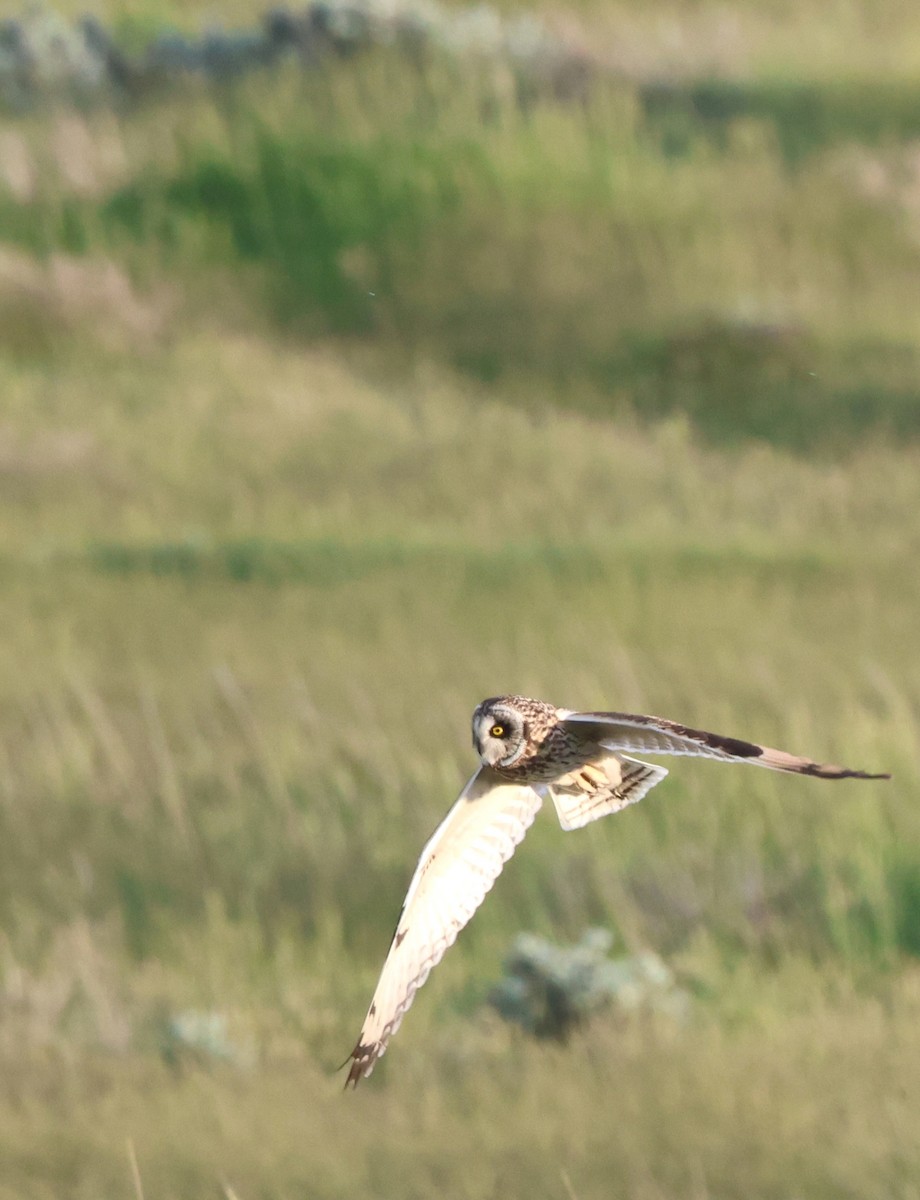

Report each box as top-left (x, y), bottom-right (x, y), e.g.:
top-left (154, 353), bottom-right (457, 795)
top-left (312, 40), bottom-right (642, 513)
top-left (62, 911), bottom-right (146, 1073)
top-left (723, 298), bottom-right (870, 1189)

top-left (490, 724), bottom-right (505, 738)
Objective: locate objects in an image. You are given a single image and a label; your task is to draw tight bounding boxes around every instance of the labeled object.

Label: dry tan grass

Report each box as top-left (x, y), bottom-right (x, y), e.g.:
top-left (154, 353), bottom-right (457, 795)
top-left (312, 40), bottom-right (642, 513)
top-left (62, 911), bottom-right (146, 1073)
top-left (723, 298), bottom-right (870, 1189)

top-left (0, 244), bottom-right (172, 355)
top-left (2, 967), bottom-right (920, 1198)
top-left (0, 310), bottom-right (911, 1196)
top-left (0, 7), bottom-right (917, 1191)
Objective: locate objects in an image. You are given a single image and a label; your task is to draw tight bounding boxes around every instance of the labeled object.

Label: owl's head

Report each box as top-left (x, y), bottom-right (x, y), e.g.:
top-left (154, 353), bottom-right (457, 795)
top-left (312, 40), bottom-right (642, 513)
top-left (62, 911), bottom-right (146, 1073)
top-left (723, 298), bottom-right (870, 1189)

top-left (471, 698), bottom-right (528, 769)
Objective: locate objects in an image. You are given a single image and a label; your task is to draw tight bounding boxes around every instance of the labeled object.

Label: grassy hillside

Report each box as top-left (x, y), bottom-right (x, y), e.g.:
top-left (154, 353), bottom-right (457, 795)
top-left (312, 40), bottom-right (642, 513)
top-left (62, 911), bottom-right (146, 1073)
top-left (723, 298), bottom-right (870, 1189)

top-left (6, 43), bottom-right (920, 446)
top-left (0, 4), bottom-right (919, 1196)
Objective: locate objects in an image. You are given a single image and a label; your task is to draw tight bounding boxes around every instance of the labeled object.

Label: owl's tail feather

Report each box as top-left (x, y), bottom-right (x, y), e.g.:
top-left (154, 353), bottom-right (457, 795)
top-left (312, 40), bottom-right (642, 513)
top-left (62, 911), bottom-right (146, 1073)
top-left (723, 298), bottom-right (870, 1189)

top-left (549, 755), bottom-right (668, 831)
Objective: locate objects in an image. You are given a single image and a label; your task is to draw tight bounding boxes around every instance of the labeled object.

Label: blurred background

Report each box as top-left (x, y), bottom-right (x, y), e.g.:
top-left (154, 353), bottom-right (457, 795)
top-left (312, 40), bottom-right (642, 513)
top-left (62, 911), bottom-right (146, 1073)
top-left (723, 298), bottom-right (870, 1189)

top-left (0, 1), bottom-right (918, 1196)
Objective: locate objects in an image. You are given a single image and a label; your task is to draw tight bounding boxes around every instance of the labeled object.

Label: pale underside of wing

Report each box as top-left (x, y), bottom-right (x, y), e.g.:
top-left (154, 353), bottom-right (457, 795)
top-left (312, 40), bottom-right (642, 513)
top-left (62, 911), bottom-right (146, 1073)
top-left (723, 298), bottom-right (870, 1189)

top-left (345, 766), bottom-right (542, 1087)
top-left (546, 752), bottom-right (669, 831)
top-left (561, 711), bottom-right (889, 780)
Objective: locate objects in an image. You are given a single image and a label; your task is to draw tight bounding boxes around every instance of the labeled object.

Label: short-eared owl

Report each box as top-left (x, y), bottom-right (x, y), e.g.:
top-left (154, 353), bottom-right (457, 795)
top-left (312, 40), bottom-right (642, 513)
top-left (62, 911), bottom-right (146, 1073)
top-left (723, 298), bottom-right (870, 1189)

top-left (346, 695), bottom-right (888, 1087)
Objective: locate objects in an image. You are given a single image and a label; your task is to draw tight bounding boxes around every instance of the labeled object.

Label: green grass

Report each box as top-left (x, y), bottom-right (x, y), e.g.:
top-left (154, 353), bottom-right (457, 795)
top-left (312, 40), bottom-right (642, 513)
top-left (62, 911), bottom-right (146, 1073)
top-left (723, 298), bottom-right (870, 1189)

top-left (6, 52), bottom-right (920, 446)
top-left (0, 9), bottom-right (919, 1195)
top-left (0, 323), bottom-right (915, 1195)
top-left (5, 975), bottom-right (920, 1200)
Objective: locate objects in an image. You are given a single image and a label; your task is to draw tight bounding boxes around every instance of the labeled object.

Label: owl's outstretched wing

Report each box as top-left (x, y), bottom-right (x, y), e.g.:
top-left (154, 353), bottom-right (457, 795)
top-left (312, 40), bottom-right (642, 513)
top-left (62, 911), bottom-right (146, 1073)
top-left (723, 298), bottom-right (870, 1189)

top-left (562, 711), bottom-right (889, 780)
top-left (345, 767), bottom-right (542, 1087)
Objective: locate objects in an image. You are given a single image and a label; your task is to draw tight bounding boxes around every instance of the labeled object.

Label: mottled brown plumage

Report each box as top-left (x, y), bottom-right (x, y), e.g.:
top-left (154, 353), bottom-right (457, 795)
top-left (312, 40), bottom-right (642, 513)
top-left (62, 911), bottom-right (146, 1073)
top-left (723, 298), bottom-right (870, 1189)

top-left (345, 695), bottom-right (888, 1087)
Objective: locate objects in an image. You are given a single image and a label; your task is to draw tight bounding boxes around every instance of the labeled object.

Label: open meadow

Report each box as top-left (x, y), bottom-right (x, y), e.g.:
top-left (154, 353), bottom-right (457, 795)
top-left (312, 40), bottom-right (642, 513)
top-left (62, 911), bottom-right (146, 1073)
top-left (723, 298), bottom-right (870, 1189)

top-left (1, 2), bottom-right (920, 1196)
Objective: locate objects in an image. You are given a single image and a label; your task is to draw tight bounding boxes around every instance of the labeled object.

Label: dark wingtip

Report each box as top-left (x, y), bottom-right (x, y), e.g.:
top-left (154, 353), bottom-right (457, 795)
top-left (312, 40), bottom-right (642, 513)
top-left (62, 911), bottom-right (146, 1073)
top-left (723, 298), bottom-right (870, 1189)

top-left (812, 766), bottom-right (891, 781)
top-left (342, 1042), bottom-right (375, 1091)
top-left (344, 1063), bottom-right (362, 1091)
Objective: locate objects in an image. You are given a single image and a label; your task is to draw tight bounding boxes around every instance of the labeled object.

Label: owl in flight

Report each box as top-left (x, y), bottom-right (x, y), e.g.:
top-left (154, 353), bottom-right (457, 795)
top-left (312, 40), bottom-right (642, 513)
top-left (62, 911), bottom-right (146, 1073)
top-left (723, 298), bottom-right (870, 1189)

top-left (345, 695), bottom-right (888, 1087)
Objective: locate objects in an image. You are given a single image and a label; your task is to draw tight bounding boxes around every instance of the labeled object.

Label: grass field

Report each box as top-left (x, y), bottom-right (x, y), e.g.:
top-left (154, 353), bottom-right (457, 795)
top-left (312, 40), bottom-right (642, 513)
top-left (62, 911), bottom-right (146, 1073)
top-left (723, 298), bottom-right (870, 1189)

top-left (1, 3), bottom-right (920, 1196)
